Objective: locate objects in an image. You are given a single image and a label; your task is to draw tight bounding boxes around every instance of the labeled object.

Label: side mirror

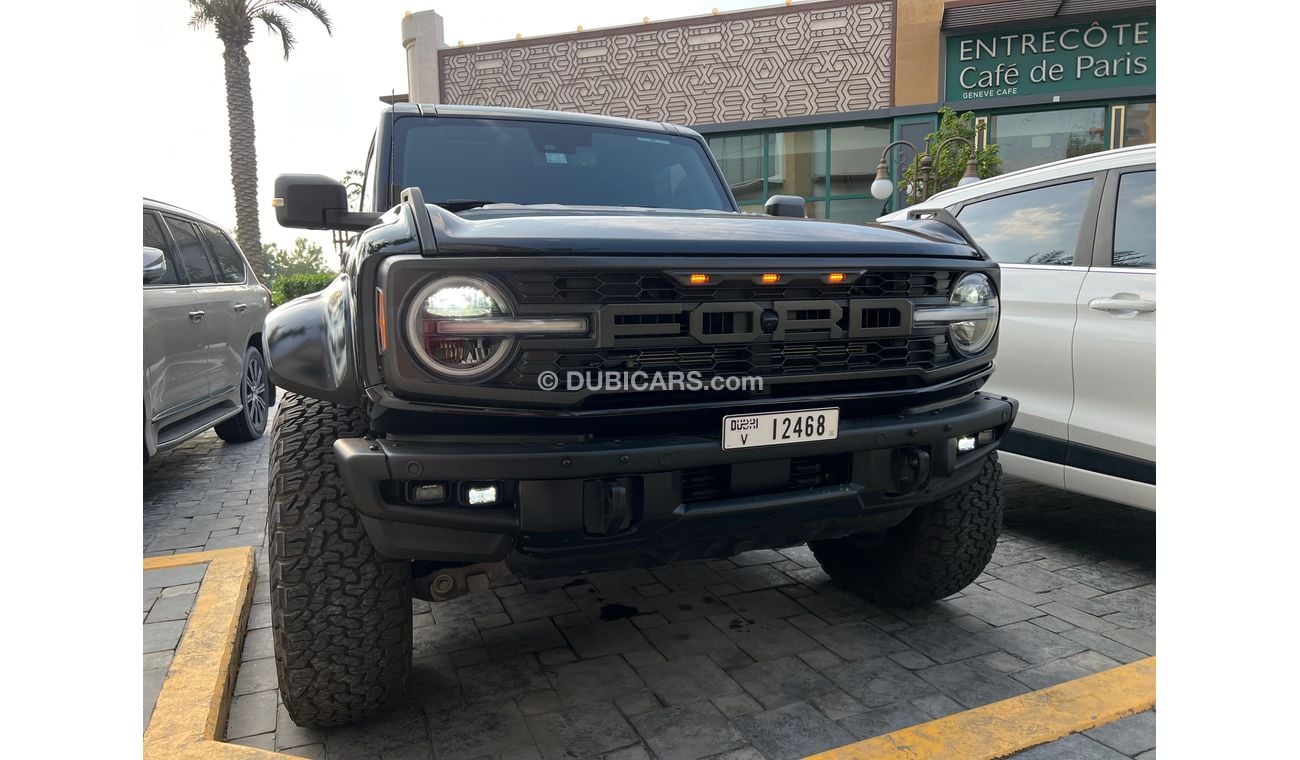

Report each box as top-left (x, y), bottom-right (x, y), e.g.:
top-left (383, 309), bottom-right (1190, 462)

top-left (764, 195), bottom-right (806, 218)
top-left (273, 174), bottom-right (380, 232)
top-left (143, 246), bottom-right (168, 283)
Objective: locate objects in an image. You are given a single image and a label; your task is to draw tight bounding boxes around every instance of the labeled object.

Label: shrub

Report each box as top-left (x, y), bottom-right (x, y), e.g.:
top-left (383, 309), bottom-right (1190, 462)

top-left (271, 272), bottom-right (336, 307)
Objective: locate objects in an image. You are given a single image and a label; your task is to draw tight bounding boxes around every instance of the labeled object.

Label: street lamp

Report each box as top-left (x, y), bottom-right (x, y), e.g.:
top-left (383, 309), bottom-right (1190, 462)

top-left (870, 136), bottom-right (982, 207)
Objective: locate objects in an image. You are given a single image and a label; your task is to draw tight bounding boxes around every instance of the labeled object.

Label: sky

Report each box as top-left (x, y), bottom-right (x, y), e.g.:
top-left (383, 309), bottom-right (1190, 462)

top-left (141, 0), bottom-right (772, 266)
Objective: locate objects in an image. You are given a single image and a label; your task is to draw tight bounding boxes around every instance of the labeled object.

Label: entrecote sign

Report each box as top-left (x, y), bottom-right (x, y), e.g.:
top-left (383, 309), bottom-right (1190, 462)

top-left (945, 18), bottom-right (1155, 102)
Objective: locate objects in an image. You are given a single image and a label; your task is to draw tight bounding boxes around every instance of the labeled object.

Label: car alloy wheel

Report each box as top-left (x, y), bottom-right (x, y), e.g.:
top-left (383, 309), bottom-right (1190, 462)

top-left (244, 352), bottom-right (268, 431)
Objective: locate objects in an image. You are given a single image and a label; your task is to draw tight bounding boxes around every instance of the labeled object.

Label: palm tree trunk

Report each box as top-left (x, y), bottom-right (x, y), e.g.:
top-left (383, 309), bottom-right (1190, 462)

top-left (221, 40), bottom-right (264, 278)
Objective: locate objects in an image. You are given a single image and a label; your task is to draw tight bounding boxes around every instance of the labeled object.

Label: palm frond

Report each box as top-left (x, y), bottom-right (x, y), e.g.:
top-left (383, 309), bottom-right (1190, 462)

top-left (255, 8), bottom-right (298, 59)
top-left (186, 0), bottom-right (218, 29)
top-left (264, 0), bottom-right (333, 35)
top-left (188, 1), bottom-right (257, 32)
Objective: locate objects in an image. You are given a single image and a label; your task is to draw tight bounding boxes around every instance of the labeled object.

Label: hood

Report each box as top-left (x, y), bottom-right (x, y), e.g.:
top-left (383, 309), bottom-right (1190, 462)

top-left (420, 204), bottom-right (980, 259)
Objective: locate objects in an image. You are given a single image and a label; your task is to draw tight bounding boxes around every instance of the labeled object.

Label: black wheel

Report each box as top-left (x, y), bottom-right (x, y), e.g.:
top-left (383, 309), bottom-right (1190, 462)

top-left (215, 345), bottom-right (270, 443)
top-left (810, 454), bottom-right (1003, 607)
top-left (268, 393), bottom-right (412, 727)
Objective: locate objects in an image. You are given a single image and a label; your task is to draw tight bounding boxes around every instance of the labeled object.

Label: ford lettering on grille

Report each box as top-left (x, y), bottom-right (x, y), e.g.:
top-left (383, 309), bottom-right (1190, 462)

top-left (596, 299), bottom-right (915, 347)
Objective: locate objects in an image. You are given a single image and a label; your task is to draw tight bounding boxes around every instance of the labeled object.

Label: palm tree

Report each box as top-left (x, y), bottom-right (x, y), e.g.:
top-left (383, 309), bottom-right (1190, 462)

top-left (188, 1), bottom-right (332, 277)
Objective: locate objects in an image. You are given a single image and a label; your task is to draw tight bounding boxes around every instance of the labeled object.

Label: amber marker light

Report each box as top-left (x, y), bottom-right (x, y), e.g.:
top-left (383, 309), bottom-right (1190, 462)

top-left (760, 273), bottom-right (780, 284)
top-left (689, 273), bottom-right (710, 285)
top-left (376, 288), bottom-right (388, 355)
top-left (827, 272), bottom-right (846, 283)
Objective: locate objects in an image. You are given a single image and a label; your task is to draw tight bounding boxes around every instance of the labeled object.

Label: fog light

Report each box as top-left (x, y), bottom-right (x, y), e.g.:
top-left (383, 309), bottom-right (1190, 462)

top-left (956, 435), bottom-right (977, 453)
top-left (465, 484), bottom-right (499, 506)
top-left (408, 482), bottom-right (447, 504)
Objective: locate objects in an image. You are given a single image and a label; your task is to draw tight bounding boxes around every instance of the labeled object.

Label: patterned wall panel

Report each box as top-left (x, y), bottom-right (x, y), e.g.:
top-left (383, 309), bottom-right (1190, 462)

top-left (438, 0), bottom-right (893, 126)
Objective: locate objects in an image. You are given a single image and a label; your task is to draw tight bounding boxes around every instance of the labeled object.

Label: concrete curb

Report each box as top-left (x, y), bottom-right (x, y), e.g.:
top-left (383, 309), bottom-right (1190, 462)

top-left (803, 656), bottom-right (1156, 760)
top-left (143, 547), bottom-right (292, 759)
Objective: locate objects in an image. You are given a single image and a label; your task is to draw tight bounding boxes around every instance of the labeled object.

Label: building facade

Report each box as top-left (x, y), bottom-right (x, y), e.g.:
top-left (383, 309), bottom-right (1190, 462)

top-left (401, 0), bottom-right (1155, 218)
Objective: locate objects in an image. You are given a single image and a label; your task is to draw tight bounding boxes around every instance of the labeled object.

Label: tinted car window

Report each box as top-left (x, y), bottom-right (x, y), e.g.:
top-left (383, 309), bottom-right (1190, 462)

top-left (360, 133), bottom-right (377, 211)
top-left (395, 118), bottom-right (733, 212)
top-left (956, 179), bottom-right (1093, 266)
top-left (197, 223), bottom-right (246, 283)
top-left (164, 216), bottom-right (217, 284)
top-left (1112, 170), bottom-right (1156, 268)
top-left (143, 211), bottom-right (179, 285)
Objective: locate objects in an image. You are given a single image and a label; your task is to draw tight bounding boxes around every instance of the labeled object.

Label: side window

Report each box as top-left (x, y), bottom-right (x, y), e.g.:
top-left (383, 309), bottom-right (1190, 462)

top-left (360, 132), bottom-right (377, 212)
top-left (956, 179), bottom-right (1094, 266)
top-left (1112, 170), bottom-right (1156, 269)
top-left (163, 216), bottom-right (217, 284)
top-left (143, 211), bottom-right (179, 285)
top-left (196, 223), bottom-right (246, 283)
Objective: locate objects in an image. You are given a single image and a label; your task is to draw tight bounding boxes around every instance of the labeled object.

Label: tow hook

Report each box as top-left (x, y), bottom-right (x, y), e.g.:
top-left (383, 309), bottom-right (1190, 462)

top-left (414, 560), bottom-right (511, 602)
top-left (891, 447), bottom-right (932, 495)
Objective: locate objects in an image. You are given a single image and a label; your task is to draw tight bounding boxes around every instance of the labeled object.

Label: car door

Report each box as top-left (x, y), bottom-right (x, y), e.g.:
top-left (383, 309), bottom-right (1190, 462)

top-left (159, 215), bottom-right (225, 391)
top-left (193, 220), bottom-right (258, 398)
top-left (953, 174), bottom-right (1103, 489)
top-left (1067, 165), bottom-right (1156, 505)
top-left (143, 209), bottom-right (210, 419)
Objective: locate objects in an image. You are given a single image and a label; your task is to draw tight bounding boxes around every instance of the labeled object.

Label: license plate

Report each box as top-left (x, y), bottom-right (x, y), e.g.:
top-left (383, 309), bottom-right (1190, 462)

top-left (722, 408), bottom-right (840, 450)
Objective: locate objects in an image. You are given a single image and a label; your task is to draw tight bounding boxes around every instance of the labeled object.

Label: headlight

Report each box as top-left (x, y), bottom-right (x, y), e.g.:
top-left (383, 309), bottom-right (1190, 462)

top-left (406, 276), bottom-right (516, 380)
top-left (947, 272), bottom-right (999, 355)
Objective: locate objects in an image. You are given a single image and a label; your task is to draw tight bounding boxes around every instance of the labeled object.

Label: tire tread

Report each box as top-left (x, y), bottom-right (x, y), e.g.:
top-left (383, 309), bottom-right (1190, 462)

top-left (810, 454), bottom-right (1003, 607)
top-left (267, 392), bottom-right (411, 727)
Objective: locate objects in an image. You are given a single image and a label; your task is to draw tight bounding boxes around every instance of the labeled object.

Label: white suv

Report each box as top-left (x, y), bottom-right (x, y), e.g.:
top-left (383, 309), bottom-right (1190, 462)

top-left (879, 145), bottom-right (1155, 510)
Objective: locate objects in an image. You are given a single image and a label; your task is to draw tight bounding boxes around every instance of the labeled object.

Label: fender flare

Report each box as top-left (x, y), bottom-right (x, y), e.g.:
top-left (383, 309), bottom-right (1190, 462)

top-left (264, 274), bottom-right (359, 404)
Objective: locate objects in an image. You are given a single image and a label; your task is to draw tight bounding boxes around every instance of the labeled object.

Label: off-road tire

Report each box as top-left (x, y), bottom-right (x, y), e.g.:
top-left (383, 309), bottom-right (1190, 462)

top-left (215, 346), bottom-right (270, 443)
top-left (267, 393), bottom-right (412, 727)
top-left (809, 454), bottom-right (1003, 607)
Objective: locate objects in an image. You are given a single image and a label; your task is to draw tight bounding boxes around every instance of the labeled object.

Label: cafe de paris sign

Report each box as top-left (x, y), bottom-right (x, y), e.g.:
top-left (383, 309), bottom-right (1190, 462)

top-left (945, 17), bottom-right (1155, 102)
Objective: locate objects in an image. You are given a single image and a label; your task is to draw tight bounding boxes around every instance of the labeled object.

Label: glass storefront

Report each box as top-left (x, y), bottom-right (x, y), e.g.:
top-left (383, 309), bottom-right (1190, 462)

top-left (707, 123), bottom-right (889, 221)
top-left (990, 107), bottom-right (1108, 173)
top-left (1124, 102), bottom-right (1157, 147)
top-left (707, 103), bottom-right (1152, 221)
top-left (981, 101), bottom-right (1155, 173)
top-left (821, 126), bottom-right (889, 197)
top-left (708, 133), bottom-right (765, 210)
top-left (766, 130), bottom-right (818, 199)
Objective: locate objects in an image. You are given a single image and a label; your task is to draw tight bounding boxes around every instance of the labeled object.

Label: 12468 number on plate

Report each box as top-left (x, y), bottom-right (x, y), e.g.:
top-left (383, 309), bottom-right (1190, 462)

top-left (722, 408), bottom-right (840, 450)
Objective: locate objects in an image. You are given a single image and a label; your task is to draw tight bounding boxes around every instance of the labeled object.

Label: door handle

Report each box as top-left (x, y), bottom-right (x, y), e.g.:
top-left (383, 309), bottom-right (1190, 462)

top-left (188, 310), bottom-right (205, 322)
top-left (1089, 297), bottom-right (1155, 314)
top-left (233, 303), bottom-right (248, 313)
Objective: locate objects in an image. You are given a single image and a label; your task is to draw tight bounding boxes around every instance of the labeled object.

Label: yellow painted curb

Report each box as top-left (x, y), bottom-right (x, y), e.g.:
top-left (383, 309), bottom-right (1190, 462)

top-left (144, 547), bottom-right (295, 759)
top-left (804, 656), bottom-right (1156, 760)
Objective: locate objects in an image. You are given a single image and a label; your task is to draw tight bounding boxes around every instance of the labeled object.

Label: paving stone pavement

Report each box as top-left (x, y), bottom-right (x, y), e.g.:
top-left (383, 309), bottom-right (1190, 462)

top-left (143, 564), bottom-right (204, 731)
top-left (143, 416), bottom-right (1155, 760)
top-left (1008, 711), bottom-right (1156, 759)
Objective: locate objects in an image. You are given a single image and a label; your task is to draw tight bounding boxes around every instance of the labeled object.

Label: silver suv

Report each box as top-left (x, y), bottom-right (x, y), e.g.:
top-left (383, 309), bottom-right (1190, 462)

top-left (143, 199), bottom-right (272, 462)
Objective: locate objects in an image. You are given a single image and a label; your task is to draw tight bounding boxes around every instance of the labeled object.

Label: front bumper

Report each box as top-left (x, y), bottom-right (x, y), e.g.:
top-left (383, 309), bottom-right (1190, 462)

top-left (335, 393), bottom-right (1017, 576)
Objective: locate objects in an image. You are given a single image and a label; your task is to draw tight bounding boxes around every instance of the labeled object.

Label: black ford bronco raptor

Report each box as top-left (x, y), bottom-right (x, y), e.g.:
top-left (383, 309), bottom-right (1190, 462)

top-left (265, 103), bottom-right (1016, 726)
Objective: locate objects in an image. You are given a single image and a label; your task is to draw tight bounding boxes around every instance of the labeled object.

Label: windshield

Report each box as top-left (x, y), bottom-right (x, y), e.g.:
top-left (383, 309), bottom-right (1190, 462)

top-left (393, 117), bottom-right (735, 212)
